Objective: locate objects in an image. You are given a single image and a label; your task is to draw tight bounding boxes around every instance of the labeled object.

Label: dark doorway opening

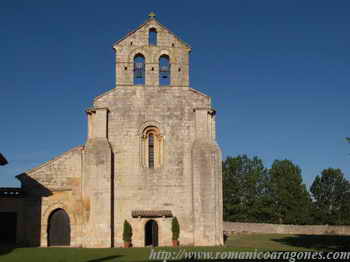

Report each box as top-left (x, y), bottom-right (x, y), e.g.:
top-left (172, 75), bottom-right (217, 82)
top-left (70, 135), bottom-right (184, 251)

top-left (47, 209), bottom-right (70, 246)
top-left (0, 212), bottom-right (17, 244)
top-left (145, 220), bottom-right (158, 247)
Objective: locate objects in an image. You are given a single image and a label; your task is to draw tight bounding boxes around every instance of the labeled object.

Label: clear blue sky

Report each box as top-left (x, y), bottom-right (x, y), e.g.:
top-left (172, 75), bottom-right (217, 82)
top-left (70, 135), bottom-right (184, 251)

top-left (1, 1), bottom-right (349, 188)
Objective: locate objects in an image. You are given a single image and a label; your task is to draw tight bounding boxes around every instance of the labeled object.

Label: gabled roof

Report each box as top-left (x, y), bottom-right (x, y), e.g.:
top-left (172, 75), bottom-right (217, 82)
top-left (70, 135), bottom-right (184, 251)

top-left (112, 15), bottom-right (191, 50)
top-left (15, 146), bottom-right (83, 177)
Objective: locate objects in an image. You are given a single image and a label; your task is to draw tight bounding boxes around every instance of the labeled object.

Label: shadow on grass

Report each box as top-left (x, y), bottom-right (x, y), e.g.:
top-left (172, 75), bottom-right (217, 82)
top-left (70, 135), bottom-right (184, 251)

top-left (271, 235), bottom-right (350, 251)
top-left (0, 244), bottom-right (16, 256)
top-left (86, 255), bottom-right (121, 262)
top-left (223, 233), bottom-right (229, 243)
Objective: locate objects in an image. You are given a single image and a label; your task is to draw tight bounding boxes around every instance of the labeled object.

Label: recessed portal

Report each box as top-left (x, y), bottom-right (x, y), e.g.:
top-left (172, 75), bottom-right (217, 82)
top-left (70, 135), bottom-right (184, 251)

top-left (47, 208), bottom-right (71, 246)
top-left (145, 220), bottom-right (158, 247)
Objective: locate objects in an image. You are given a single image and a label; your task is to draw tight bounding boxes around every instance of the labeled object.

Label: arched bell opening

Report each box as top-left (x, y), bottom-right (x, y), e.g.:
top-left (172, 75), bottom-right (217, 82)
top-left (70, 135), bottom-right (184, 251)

top-left (134, 53), bottom-right (145, 85)
top-left (159, 55), bottom-right (170, 86)
top-left (149, 28), bottom-right (157, 46)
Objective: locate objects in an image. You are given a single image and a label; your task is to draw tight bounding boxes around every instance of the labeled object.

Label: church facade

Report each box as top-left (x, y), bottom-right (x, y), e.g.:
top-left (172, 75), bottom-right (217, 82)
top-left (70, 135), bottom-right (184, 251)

top-left (0, 14), bottom-right (223, 248)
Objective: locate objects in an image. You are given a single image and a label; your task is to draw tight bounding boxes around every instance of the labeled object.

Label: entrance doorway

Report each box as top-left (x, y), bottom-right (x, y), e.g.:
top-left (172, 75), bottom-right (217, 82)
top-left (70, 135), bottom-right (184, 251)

top-left (47, 208), bottom-right (70, 246)
top-left (0, 212), bottom-right (17, 244)
top-left (145, 220), bottom-right (158, 247)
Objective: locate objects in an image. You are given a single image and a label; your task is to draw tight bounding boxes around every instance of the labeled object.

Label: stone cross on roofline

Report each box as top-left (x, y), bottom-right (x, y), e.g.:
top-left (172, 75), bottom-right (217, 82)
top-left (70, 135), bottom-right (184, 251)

top-left (148, 12), bottom-right (156, 19)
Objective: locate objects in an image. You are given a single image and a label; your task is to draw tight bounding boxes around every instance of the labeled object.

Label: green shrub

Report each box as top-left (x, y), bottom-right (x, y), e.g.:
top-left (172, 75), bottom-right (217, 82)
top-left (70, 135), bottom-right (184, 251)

top-left (123, 220), bottom-right (132, 242)
top-left (172, 217), bottom-right (180, 240)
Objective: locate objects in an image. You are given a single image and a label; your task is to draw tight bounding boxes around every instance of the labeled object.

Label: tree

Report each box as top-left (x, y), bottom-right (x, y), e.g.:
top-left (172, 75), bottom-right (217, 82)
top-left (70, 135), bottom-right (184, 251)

top-left (310, 168), bottom-right (350, 225)
top-left (223, 155), bottom-right (269, 222)
top-left (266, 160), bottom-right (312, 225)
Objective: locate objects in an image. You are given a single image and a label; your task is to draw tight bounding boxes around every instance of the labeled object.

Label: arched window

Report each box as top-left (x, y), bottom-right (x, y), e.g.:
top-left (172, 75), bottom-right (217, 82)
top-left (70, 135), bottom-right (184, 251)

top-left (149, 28), bottom-right (157, 46)
top-left (142, 126), bottom-right (163, 168)
top-left (159, 55), bottom-right (170, 86)
top-left (134, 53), bottom-right (145, 85)
top-left (148, 133), bottom-right (155, 168)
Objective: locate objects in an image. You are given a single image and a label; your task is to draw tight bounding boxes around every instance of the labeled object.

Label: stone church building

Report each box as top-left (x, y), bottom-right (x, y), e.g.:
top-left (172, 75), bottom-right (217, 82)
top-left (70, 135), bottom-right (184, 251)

top-left (0, 13), bottom-right (223, 248)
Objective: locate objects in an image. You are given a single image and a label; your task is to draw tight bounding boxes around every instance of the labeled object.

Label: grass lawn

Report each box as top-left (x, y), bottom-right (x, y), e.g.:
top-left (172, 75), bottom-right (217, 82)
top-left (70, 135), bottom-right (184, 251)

top-left (224, 233), bottom-right (349, 251)
top-left (0, 234), bottom-right (349, 262)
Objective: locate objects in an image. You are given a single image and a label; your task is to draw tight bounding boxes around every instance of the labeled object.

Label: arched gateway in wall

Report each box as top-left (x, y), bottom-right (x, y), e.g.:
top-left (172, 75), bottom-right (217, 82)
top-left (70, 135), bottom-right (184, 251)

top-left (47, 208), bottom-right (71, 246)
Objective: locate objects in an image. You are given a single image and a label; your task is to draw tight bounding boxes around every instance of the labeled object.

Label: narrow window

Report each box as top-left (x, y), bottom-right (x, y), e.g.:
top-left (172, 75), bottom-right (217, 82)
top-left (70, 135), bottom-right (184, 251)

top-left (142, 126), bottom-right (163, 169)
top-left (134, 54), bottom-right (145, 85)
top-left (148, 134), bottom-right (154, 168)
top-left (159, 55), bottom-right (170, 86)
top-left (149, 28), bottom-right (157, 46)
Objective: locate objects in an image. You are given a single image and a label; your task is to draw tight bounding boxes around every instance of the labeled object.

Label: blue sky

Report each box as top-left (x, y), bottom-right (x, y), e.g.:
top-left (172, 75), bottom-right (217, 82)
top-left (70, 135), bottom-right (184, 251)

top-left (1, 0), bottom-right (349, 188)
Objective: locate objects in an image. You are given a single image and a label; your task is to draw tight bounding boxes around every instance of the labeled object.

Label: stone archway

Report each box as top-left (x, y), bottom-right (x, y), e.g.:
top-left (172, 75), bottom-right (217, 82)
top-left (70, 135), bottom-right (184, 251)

top-left (47, 208), bottom-right (71, 246)
top-left (145, 220), bottom-right (158, 247)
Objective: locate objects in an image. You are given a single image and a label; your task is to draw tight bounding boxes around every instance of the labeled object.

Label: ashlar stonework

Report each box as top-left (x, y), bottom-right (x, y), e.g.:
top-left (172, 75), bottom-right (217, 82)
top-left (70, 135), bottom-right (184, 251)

top-left (2, 14), bottom-right (223, 248)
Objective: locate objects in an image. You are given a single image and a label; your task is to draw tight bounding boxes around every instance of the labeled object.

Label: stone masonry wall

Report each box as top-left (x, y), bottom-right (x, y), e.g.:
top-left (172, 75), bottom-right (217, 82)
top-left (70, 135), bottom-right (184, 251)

top-left (94, 85), bottom-right (213, 247)
top-left (17, 15), bottom-right (224, 248)
top-left (113, 18), bottom-right (190, 88)
top-left (224, 222), bottom-right (350, 235)
top-left (19, 146), bottom-right (84, 247)
top-left (95, 16), bottom-right (224, 247)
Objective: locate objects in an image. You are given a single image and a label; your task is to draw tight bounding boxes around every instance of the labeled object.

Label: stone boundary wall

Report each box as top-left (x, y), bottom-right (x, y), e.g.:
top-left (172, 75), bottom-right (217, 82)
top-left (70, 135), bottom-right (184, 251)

top-left (223, 221), bottom-right (350, 236)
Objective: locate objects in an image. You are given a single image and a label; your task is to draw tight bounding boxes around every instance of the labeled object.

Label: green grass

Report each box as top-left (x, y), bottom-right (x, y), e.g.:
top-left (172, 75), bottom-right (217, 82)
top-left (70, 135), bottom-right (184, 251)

top-left (225, 233), bottom-right (350, 251)
top-left (0, 234), bottom-right (349, 262)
